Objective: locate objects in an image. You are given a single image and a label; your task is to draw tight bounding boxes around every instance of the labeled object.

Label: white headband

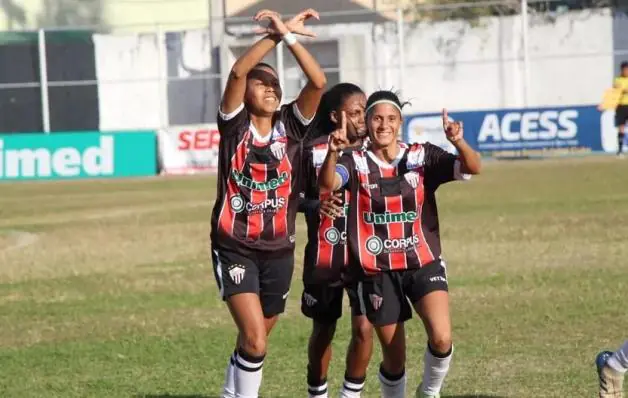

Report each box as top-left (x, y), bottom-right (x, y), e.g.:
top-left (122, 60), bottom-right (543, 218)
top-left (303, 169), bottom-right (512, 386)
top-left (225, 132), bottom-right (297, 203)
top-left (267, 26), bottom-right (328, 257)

top-left (366, 99), bottom-right (402, 115)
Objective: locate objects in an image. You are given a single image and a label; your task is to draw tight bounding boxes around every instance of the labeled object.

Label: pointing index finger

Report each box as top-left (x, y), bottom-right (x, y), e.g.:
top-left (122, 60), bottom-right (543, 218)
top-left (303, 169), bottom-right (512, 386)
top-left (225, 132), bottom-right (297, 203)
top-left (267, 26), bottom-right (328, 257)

top-left (341, 110), bottom-right (347, 132)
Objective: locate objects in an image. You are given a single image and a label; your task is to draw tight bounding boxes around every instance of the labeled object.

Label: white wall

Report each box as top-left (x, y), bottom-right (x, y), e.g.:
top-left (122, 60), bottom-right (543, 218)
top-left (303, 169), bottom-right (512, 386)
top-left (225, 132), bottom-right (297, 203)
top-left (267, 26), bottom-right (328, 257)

top-left (388, 8), bottom-right (615, 114)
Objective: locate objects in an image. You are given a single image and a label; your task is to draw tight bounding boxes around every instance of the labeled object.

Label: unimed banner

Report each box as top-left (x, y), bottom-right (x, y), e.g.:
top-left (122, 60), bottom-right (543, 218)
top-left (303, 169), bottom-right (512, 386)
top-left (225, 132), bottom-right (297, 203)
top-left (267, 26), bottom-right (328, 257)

top-left (158, 124), bottom-right (220, 175)
top-left (403, 105), bottom-right (620, 156)
top-left (0, 132), bottom-right (157, 181)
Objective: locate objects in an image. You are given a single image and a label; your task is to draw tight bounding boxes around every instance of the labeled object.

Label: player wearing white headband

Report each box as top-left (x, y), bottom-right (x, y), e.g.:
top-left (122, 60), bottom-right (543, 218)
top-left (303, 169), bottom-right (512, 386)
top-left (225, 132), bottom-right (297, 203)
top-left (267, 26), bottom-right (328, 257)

top-left (318, 90), bottom-right (482, 398)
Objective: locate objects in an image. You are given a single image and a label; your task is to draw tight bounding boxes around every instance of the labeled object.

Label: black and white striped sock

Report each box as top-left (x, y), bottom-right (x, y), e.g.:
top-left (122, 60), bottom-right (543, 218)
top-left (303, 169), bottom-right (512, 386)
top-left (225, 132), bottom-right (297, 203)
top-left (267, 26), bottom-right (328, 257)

top-left (234, 348), bottom-right (265, 398)
top-left (222, 349), bottom-right (237, 398)
top-left (339, 374), bottom-right (365, 398)
top-left (378, 364), bottom-right (405, 398)
top-left (307, 381), bottom-right (328, 398)
top-left (307, 365), bottom-right (328, 398)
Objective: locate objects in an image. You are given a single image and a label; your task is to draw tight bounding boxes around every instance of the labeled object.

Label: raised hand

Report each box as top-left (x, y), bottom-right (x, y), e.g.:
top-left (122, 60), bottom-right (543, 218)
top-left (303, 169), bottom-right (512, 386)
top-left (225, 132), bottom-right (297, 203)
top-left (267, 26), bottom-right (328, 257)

top-left (253, 9), bottom-right (290, 36)
top-left (442, 108), bottom-right (463, 143)
top-left (319, 192), bottom-right (344, 219)
top-left (284, 8), bottom-right (319, 38)
top-left (329, 111), bottom-right (350, 153)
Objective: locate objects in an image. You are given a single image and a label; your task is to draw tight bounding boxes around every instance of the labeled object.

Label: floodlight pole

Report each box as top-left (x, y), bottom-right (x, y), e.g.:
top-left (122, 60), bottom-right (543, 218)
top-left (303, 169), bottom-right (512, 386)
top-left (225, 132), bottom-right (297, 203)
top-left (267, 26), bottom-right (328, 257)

top-left (38, 29), bottom-right (51, 134)
top-left (521, 0), bottom-right (531, 107)
top-left (397, 7), bottom-right (405, 96)
top-left (276, 43), bottom-right (285, 100)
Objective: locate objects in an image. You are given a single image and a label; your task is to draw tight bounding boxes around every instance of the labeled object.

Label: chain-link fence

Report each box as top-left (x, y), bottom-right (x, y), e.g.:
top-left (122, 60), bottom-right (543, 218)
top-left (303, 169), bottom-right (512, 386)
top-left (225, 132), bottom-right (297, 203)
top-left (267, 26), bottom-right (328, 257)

top-left (0, 0), bottom-right (626, 133)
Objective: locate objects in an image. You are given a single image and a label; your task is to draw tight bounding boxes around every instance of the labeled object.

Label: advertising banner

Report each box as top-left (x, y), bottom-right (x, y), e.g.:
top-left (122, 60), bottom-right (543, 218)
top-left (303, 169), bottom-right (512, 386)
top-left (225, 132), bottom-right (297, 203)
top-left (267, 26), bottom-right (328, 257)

top-left (0, 132), bottom-right (156, 181)
top-left (404, 105), bottom-right (619, 156)
top-left (158, 124), bottom-right (219, 175)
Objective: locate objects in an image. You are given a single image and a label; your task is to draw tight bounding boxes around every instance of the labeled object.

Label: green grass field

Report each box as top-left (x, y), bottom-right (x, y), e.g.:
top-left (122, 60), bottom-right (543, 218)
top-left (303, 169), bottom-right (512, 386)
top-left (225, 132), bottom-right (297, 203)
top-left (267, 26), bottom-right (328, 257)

top-left (1, 157), bottom-right (627, 397)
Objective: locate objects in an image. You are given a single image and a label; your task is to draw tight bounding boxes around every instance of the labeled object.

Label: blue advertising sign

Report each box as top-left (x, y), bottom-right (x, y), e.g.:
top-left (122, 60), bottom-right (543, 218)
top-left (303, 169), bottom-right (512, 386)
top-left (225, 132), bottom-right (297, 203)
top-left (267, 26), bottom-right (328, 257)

top-left (404, 105), bottom-right (618, 155)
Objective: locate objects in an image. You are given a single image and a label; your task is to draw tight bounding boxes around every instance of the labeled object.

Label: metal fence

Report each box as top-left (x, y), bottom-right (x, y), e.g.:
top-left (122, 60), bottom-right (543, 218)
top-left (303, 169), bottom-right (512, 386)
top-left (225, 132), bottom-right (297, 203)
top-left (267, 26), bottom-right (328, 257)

top-left (0, 0), bottom-right (626, 134)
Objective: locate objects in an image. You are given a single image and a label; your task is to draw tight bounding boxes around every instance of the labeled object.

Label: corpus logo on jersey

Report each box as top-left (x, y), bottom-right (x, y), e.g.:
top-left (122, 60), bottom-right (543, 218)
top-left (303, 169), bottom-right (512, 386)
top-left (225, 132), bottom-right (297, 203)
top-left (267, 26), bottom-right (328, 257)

top-left (365, 235), bottom-right (421, 255)
top-left (363, 211), bottom-right (418, 225)
top-left (365, 236), bottom-right (384, 255)
top-left (231, 169), bottom-right (289, 191)
top-left (230, 195), bottom-right (245, 213)
top-left (324, 227), bottom-right (347, 245)
top-left (230, 196), bottom-right (286, 214)
top-left (227, 264), bottom-right (246, 285)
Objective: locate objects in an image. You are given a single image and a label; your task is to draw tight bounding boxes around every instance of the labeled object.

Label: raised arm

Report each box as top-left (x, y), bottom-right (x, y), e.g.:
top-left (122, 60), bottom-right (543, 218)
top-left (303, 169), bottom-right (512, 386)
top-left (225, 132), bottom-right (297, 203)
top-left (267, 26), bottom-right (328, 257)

top-left (282, 9), bottom-right (327, 119)
top-left (319, 112), bottom-right (349, 193)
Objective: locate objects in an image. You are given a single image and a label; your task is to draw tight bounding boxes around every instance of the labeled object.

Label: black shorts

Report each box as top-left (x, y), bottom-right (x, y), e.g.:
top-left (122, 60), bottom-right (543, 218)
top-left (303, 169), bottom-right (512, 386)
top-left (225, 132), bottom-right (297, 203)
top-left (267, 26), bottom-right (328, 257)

top-left (615, 105), bottom-right (628, 127)
top-left (347, 260), bottom-right (449, 327)
top-left (212, 246), bottom-right (294, 318)
top-left (301, 280), bottom-right (363, 324)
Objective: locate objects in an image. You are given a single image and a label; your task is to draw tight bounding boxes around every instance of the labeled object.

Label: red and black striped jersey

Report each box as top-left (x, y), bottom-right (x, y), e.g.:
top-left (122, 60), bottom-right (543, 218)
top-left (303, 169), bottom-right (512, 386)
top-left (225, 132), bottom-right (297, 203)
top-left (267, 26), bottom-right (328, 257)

top-left (210, 102), bottom-right (312, 253)
top-left (337, 142), bottom-right (470, 273)
top-left (302, 135), bottom-right (351, 283)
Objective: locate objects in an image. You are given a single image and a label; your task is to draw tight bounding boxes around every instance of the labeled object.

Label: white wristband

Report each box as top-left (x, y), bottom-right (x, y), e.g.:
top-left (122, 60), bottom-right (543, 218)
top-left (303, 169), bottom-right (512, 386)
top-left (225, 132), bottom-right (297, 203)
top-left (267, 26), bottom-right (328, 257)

top-left (282, 32), bottom-right (297, 46)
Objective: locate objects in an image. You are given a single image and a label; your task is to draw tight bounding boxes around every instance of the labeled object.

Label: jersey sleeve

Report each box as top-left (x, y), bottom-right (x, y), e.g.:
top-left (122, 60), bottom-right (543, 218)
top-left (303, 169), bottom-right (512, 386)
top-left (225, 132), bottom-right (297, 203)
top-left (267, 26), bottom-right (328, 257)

top-left (279, 101), bottom-right (315, 141)
top-left (423, 142), bottom-right (471, 189)
top-left (217, 103), bottom-right (249, 137)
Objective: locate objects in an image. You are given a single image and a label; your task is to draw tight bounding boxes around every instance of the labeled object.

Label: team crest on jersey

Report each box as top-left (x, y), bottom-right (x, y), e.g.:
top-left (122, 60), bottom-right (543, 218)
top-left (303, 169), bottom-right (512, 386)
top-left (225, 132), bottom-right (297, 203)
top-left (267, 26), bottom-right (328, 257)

top-left (303, 292), bottom-right (318, 307)
top-left (227, 264), bottom-right (246, 285)
top-left (404, 171), bottom-right (420, 189)
top-left (270, 141), bottom-right (286, 160)
top-left (369, 293), bottom-right (383, 310)
top-left (406, 147), bottom-right (425, 169)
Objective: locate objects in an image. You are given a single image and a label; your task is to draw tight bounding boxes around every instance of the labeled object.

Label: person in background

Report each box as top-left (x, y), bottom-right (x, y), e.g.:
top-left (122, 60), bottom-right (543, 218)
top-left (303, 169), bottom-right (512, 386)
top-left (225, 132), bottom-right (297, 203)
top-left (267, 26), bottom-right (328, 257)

top-left (614, 61), bottom-right (628, 157)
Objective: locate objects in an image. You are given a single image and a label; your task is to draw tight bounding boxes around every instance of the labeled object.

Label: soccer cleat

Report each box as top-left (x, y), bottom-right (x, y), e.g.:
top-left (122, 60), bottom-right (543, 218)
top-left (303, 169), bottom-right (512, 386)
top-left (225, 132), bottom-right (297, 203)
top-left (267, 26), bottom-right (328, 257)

top-left (416, 383), bottom-right (440, 398)
top-left (597, 351), bottom-right (625, 398)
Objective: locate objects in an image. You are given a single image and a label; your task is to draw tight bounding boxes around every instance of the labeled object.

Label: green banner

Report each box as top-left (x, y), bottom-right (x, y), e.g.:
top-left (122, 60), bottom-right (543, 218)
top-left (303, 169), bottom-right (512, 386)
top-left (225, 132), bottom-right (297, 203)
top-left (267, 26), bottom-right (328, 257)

top-left (0, 132), bottom-right (156, 181)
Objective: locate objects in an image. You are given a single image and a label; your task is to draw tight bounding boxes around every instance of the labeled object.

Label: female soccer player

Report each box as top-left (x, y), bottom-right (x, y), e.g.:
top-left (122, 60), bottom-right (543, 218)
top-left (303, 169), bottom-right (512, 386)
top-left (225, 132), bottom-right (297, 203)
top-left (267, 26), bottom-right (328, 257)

top-left (210, 8), bottom-right (326, 398)
top-left (300, 83), bottom-right (374, 398)
top-left (318, 90), bottom-right (481, 398)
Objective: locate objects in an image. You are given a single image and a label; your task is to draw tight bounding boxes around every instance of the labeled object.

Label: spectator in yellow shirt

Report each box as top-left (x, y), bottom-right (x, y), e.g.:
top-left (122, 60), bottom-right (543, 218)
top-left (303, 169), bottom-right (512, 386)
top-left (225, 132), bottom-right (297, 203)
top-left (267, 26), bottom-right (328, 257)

top-left (614, 62), bottom-right (628, 156)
